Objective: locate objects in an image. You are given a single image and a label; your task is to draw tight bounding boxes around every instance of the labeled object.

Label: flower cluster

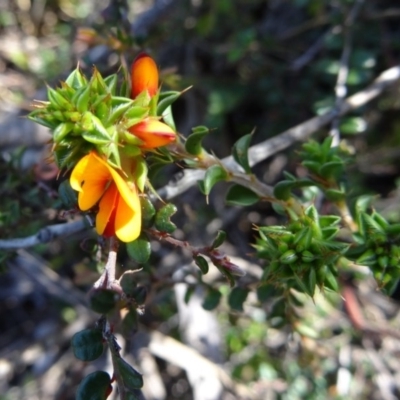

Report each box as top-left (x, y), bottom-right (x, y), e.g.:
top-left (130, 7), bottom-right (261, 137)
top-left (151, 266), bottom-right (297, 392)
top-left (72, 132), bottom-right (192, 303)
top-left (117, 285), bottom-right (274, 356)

top-left (30, 53), bottom-right (178, 242)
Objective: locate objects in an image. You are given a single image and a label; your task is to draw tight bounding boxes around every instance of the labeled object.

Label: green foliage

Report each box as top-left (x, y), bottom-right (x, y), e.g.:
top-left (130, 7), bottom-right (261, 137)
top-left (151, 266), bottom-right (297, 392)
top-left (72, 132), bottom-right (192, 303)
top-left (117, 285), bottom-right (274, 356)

top-left (76, 371), bottom-right (112, 400)
top-left (127, 233), bottom-right (151, 264)
top-left (72, 328), bottom-right (104, 361)
top-left (202, 165), bottom-right (229, 195)
top-left (232, 133), bottom-right (252, 174)
top-left (89, 289), bottom-right (119, 314)
top-left (154, 203), bottom-right (177, 233)
top-left (255, 204), bottom-right (346, 297)
top-left (226, 184), bottom-right (260, 206)
top-left (185, 126), bottom-right (210, 156)
top-left (29, 67), bottom-right (151, 170)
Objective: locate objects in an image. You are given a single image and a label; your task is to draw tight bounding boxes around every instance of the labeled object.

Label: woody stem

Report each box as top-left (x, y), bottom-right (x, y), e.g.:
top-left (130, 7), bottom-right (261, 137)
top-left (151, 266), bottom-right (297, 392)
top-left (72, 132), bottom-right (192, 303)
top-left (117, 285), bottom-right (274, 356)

top-left (93, 236), bottom-right (119, 289)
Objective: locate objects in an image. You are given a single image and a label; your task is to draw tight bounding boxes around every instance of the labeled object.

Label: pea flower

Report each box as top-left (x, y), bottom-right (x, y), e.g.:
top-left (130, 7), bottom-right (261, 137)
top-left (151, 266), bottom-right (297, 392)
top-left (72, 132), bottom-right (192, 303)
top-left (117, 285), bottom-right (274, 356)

top-left (70, 151), bottom-right (141, 242)
top-left (129, 53), bottom-right (177, 149)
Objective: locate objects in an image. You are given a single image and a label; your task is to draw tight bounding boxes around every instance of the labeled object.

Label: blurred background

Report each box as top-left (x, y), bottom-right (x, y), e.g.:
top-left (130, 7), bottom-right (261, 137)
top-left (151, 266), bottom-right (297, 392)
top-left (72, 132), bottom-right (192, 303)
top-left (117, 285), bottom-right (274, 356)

top-left (1, 0), bottom-right (400, 399)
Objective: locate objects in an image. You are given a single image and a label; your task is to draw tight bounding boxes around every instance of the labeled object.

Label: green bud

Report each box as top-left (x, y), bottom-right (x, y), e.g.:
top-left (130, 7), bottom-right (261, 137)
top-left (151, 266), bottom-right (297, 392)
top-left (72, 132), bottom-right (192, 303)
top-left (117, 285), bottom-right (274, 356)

top-left (63, 111), bottom-right (82, 122)
top-left (53, 122), bottom-right (74, 142)
top-left (47, 86), bottom-right (74, 111)
top-left (280, 250), bottom-right (298, 264)
top-left (52, 110), bottom-right (66, 121)
top-left (277, 242), bottom-right (289, 253)
top-left (301, 250), bottom-right (315, 263)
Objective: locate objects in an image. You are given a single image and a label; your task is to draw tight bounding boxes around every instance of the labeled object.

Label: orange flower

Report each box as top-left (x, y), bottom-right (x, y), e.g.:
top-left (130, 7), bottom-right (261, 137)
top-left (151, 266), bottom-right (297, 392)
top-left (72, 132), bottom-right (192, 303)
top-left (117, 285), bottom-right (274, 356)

top-left (131, 53), bottom-right (158, 99)
top-left (128, 117), bottom-right (176, 149)
top-left (70, 151), bottom-right (141, 242)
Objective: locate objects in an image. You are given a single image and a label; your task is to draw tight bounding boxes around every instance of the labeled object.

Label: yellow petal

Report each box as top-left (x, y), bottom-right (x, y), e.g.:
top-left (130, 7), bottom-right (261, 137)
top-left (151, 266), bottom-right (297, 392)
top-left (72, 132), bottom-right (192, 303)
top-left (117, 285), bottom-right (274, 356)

top-left (131, 53), bottom-right (158, 99)
top-left (70, 152), bottom-right (112, 211)
top-left (70, 154), bottom-right (90, 192)
top-left (115, 189), bottom-right (142, 242)
top-left (108, 167), bottom-right (140, 211)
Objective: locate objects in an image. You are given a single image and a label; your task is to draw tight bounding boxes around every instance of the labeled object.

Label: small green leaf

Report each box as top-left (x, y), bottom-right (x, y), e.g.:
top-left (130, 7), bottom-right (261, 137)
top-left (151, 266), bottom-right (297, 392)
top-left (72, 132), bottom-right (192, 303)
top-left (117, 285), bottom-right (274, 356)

top-left (232, 133), bottom-right (252, 173)
top-left (319, 215), bottom-right (341, 228)
top-left (202, 288), bottom-right (222, 311)
top-left (319, 161), bottom-right (344, 179)
top-left (228, 287), bottom-right (249, 311)
top-left (76, 85), bottom-right (91, 113)
top-left (58, 179), bottom-right (77, 208)
top-left (90, 67), bottom-right (107, 94)
top-left (302, 160), bottom-right (321, 175)
top-left (127, 233), bottom-right (151, 264)
top-left (124, 105), bottom-right (149, 126)
top-left (323, 265), bottom-right (339, 292)
top-left (161, 104), bottom-right (176, 130)
top-left (72, 329), bottom-right (104, 361)
top-left (53, 122), bottom-right (74, 142)
top-left (324, 188), bottom-right (346, 202)
top-left (293, 272), bottom-right (314, 297)
top-left (194, 255), bottom-right (209, 274)
top-left (89, 289), bottom-right (119, 314)
top-left (273, 181), bottom-right (294, 200)
top-left (226, 184), bottom-right (259, 206)
top-left (203, 165), bottom-right (228, 195)
top-left (155, 203), bottom-right (177, 233)
top-left (106, 101), bottom-right (134, 125)
top-left (157, 91), bottom-right (181, 116)
top-left (76, 371), bottom-right (112, 400)
top-left (140, 196), bottom-right (156, 228)
top-left (65, 68), bottom-right (87, 89)
top-left (130, 286), bottom-right (147, 305)
top-left (115, 357), bottom-right (143, 390)
top-left (134, 157), bottom-right (148, 192)
top-left (256, 284), bottom-right (282, 302)
top-left (185, 126), bottom-right (209, 155)
top-left (104, 74), bottom-right (118, 95)
top-left (47, 86), bottom-right (74, 111)
top-left (211, 230), bottom-right (226, 249)
top-left (308, 269), bottom-right (317, 296)
top-left (81, 112), bottom-right (111, 144)
top-left (119, 271), bottom-right (138, 296)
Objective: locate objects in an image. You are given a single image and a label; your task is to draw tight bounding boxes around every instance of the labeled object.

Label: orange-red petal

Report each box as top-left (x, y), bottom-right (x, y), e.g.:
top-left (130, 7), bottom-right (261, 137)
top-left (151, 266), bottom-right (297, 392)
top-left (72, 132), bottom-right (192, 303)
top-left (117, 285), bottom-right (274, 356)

top-left (96, 182), bottom-right (118, 237)
top-left (128, 118), bottom-right (176, 149)
top-left (131, 53), bottom-right (158, 99)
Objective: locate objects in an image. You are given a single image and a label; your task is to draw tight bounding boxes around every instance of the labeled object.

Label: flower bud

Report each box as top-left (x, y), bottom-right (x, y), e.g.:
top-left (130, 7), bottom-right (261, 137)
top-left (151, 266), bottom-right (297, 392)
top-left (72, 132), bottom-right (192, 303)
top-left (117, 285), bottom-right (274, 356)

top-left (128, 118), bottom-right (176, 149)
top-left (131, 53), bottom-right (158, 99)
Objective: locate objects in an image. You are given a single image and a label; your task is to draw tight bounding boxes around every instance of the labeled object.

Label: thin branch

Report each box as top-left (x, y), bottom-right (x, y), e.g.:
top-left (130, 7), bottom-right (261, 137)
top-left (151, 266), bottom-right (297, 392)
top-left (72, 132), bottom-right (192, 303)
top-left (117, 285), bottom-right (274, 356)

top-left (0, 218), bottom-right (89, 250)
top-left (158, 64), bottom-right (400, 201)
top-left (148, 330), bottom-right (257, 399)
top-left (330, 0), bottom-right (365, 145)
